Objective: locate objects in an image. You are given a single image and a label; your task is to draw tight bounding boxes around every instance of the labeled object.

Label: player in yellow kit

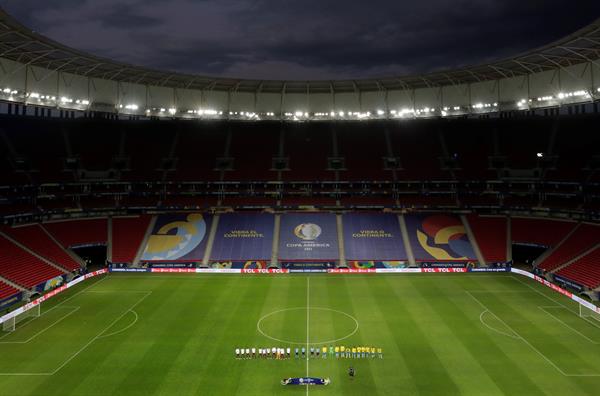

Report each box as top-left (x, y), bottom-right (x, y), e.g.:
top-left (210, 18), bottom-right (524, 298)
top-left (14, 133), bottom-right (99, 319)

top-left (322, 346), bottom-right (327, 359)
top-left (335, 345), bottom-right (340, 358)
top-left (340, 346), bottom-right (346, 358)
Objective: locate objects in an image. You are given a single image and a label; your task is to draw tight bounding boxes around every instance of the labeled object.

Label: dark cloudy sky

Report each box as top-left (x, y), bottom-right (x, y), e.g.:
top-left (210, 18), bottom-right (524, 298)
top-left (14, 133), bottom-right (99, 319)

top-left (4, 1), bottom-right (600, 80)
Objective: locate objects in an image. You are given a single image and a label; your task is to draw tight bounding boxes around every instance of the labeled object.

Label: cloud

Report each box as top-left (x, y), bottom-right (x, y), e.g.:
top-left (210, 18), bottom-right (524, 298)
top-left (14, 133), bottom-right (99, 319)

top-left (3, 0), bottom-right (600, 79)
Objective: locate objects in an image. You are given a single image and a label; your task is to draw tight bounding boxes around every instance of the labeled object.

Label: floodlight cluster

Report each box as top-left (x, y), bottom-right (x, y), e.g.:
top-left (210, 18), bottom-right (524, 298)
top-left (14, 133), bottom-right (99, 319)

top-left (0, 85), bottom-right (598, 120)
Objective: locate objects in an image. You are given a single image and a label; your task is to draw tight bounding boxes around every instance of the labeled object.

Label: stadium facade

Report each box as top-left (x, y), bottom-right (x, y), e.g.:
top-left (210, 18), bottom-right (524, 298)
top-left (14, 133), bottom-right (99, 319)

top-left (0, 8), bottom-right (599, 119)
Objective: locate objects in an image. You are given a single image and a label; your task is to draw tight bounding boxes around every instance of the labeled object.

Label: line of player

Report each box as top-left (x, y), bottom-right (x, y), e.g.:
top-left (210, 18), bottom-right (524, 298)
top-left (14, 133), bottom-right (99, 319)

top-left (235, 345), bottom-right (383, 359)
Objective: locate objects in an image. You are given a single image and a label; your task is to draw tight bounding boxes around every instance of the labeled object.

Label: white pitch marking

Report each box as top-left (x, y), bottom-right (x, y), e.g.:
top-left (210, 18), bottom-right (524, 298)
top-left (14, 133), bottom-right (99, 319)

top-left (478, 310), bottom-right (520, 340)
top-left (97, 310), bottom-right (139, 340)
top-left (0, 276), bottom-right (108, 336)
top-left (538, 306), bottom-right (599, 344)
top-left (306, 277), bottom-right (309, 396)
top-left (511, 275), bottom-right (600, 329)
top-left (256, 307), bottom-right (359, 345)
top-left (0, 290), bottom-right (152, 376)
top-left (466, 291), bottom-right (600, 377)
top-left (0, 306), bottom-right (80, 344)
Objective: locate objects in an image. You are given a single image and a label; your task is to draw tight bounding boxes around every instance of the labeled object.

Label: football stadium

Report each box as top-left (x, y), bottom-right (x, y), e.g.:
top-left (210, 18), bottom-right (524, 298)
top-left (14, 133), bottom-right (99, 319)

top-left (0, 3), bottom-right (600, 395)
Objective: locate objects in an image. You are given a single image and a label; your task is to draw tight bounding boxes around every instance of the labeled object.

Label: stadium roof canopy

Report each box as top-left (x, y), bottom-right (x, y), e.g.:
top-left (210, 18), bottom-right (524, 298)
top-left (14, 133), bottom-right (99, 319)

top-left (1, 8), bottom-right (599, 95)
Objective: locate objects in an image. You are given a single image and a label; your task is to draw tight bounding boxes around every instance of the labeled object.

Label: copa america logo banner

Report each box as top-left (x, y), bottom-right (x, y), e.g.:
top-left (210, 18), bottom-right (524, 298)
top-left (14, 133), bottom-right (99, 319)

top-left (141, 213), bottom-right (212, 262)
top-left (278, 213), bottom-right (339, 261)
top-left (281, 377), bottom-right (330, 386)
top-left (342, 213), bottom-right (407, 261)
top-left (404, 214), bottom-right (477, 262)
top-left (210, 213), bottom-right (274, 261)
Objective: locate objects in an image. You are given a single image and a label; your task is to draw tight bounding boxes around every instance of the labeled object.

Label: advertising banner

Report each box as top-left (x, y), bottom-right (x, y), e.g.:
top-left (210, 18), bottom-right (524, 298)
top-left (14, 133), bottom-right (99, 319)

top-left (281, 262), bottom-right (335, 270)
top-left (552, 274), bottom-right (584, 292)
top-left (376, 268), bottom-right (423, 273)
top-left (210, 213), bottom-right (274, 261)
top-left (342, 213), bottom-right (407, 261)
top-left (0, 292), bottom-right (22, 310)
top-left (278, 213), bottom-right (339, 261)
top-left (328, 268), bottom-right (376, 274)
top-left (211, 261), bottom-right (269, 270)
top-left (404, 214), bottom-right (477, 262)
top-left (196, 268), bottom-right (242, 274)
top-left (140, 213), bottom-right (212, 262)
top-left (150, 268), bottom-right (197, 273)
top-left (0, 268), bottom-right (107, 325)
top-left (36, 275), bottom-right (65, 293)
top-left (468, 267), bottom-right (511, 273)
top-left (241, 268), bottom-right (289, 274)
top-left (348, 261), bottom-right (408, 269)
top-left (150, 263), bottom-right (196, 269)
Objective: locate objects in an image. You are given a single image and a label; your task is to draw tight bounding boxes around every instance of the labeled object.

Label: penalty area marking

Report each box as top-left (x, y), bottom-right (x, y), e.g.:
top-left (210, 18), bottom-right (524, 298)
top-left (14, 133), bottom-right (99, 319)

top-left (97, 310), bottom-right (139, 340)
top-left (0, 291), bottom-right (152, 376)
top-left (0, 306), bottom-right (81, 344)
top-left (478, 310), bottom-right (520, 340)
top-left (538, 306), bottom-right (600, 345)
top-left (466, 291), bottom-right (600, 377)
top-left (257, 306), bottom-right (359, 345)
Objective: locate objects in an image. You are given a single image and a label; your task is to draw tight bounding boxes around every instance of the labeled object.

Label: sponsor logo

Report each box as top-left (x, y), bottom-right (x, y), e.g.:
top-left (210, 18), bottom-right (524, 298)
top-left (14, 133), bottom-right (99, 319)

top-left (294, 223), bottom-right (322, 241)
top-left (242, 269), bottom-right (289, 274)
top-left (469, 267), bottom-right (511, 272)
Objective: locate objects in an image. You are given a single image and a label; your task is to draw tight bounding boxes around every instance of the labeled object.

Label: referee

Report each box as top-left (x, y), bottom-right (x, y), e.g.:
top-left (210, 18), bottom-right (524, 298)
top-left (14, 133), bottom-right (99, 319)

top-left (348, 366), bottom-right (355, 379)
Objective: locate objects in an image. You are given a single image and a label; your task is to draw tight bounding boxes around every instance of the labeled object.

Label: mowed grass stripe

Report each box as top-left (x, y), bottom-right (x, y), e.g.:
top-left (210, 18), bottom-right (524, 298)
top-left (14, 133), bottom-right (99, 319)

top-left (190, 276), bottom-right (267, 395)
top-left (417, 278), bottom-right (546, 396)
top-left (402, 277), bottom-right (508, 396)
top-left (471, 286), bottom-right (599, 396)
top-left (381, 276), bottom-right (462, 395)
top-left (104, 276), bottom-right (216, 395)
top-left (3, 273), bottom-right (600, 395)
top-left (478, 291), bottom-right (600, 377)
top-left (356, 276), bottom-right (420, 395)
top-left (233, 276), bottom-right (292, 396)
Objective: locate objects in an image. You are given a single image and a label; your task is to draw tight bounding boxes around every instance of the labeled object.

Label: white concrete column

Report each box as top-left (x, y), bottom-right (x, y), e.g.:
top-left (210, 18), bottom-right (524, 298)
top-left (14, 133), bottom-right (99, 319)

top-left (271, 214), bottom-right (281, 267)
top-left (202, 214), bottom-right (220, 266)
top-left (336, 214), bottom-right (346, 267)
top-left (398, 214), bottom-right (416, 266)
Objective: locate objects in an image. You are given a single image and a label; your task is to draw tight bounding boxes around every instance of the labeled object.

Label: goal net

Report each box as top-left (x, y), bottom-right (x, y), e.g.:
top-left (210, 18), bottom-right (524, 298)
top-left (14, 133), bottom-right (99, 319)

top-left (579, 303), bottom-right (600, 323)
top-left (1, 303), bottom-right (40, 332)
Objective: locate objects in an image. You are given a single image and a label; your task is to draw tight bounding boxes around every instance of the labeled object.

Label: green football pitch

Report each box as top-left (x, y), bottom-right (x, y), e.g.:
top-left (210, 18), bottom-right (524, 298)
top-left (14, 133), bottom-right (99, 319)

top-left (2, 273), bottom-right (600, 396)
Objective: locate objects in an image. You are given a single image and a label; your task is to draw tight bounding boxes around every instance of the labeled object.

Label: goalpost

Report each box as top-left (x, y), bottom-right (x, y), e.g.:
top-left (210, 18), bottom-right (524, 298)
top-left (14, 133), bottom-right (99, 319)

top-left (1, 303), bottom-right (41, 332)
top-left (579, 302), bottom-right (600, 323)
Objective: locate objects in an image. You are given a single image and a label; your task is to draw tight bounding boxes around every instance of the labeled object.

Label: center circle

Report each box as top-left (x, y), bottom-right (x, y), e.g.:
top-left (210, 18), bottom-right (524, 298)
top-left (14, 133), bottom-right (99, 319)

top-left (256, 307), bottom-right (359, 345)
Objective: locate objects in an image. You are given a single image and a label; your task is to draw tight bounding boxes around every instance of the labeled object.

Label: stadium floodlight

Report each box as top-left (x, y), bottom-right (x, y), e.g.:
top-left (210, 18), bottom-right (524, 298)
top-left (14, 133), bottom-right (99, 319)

top-left (60, 96), bottom-right (73, 103)
top-left (2, 88), bottom-right (10, 94)
top-left (294, 111), bottom-right (304, 117)
top-left (441, 111), bottom-right (448, 116)
top-left (28, 92), bottom-right (40, 98)
top-left (125, 104), bottom-right (139, 111)
top-left (168, 108), bottom-right (177, 115)
top-left (81, 100), bottom-right (89, 105)
top-left (536, 152), bottom-right (544, 158)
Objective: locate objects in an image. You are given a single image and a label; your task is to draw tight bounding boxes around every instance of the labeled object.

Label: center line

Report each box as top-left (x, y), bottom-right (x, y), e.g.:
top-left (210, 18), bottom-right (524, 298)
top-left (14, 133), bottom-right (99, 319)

top-left (306, 276), bottom-right (310, 395)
